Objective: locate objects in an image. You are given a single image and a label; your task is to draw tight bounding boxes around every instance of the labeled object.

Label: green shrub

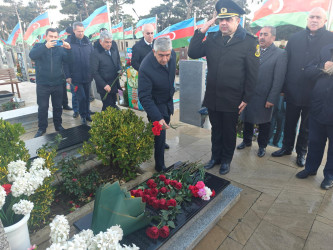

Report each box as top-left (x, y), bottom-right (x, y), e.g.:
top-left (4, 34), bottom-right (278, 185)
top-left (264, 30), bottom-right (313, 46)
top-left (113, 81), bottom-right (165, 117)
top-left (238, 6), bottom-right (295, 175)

top-left (82, 108), bottom-right (154, 180)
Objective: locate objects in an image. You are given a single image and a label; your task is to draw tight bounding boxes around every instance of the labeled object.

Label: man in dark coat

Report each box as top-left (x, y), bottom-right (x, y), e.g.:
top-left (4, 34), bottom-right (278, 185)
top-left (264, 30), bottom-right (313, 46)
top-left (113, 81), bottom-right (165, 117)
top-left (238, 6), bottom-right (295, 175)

top-left (138, 37), bottom-right (176, 172)
top-left (188, 0), bottom-right (259, 175)
top-left (64, 22), bottom-right (94, 125)
top-left (237, 26), bottom-right (287, 157)
top-left (29, 28), bottom-right (71, 137)
top-left (296, 43), bottom-right (333, 190)
top-left (272, 8), bottom-right (333, 167)
top-left (131, 23), bottom-right (155, 71)
top-left (90, 31), bottom-right (122, 110)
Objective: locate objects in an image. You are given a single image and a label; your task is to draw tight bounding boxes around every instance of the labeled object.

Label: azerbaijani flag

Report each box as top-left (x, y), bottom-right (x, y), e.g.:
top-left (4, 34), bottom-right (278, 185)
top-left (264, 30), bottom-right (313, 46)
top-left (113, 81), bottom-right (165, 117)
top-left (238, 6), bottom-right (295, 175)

top-left (59, 30), bottom-right (70, 40)
top-left (83, 5), bottom-right (109, 38)
top-left (112, 22), bottom-right (124, 40)
top-left (6, 23), bottom-right (22, 46)
top-left (154, 18), bottom-right (195, 49)
top-left (196, 19), bottom-right (205, 29)
top-left (24, 12), bottom-right (50, 45)
top-left (124, 27), bottom-right (133, 39)
top-left (0, 38), bottom-right (7, 46)
top-left (251, 0), bottom-right (330, 28)
top-left (135, 17), bottom-right (157, 39)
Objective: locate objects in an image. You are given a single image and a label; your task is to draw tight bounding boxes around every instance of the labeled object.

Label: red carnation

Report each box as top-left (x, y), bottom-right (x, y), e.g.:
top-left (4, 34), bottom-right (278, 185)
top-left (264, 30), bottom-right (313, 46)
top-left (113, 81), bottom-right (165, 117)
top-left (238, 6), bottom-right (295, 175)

top-left (167, 199), bottom-right (177, 207)
top-left (170, 180), bottom-right (177, 187)
top-left (152, 121), bottom-right (163, 136)
top-left (211, 190), bottom-right (216, 197)
top-left (143, 189), bottom-right (151, 196)
top-left (147, 179), bottom-right (157, 189)
top-left (135, 189), bottom-right (144, 197)
top-left (2, 184), bottom-right (12, 195)
top-left (189, 185), bottom-right (199, 197)
top-left (159, 175), bottom-right (166, 181)
top-left (150, 188), bottom-right (159, 197)
top-left (72, 178), bottom-right (77, 182)
top-left (74, 86), bottom-right (78, 92)
top-left (164, 179), bottom-right (171, 185)
top-left (75, 204), bottom-right (80, 208)
top-left (130, 190), bottom-right (137, 196)
top-left (146, 226), bottom-right (159, 239)
top-left (159, 187), bottom-right (167, 194)
top-left (159, 198), bottom-right (167, 210)
top-left (148, 196), bottom-right (157, 206)
top-left (69, 201), bottom-right (73, 204)
top-left (152, 200), bottom-right (160, 210)
top-left (159, 226), bottom-right (170, 238)
top-left (126, 59), bottom-right (131, 66)
top-left (142, 194), bottom-right (150, 203)
top-left (175, 182), bottom-right (182, 190)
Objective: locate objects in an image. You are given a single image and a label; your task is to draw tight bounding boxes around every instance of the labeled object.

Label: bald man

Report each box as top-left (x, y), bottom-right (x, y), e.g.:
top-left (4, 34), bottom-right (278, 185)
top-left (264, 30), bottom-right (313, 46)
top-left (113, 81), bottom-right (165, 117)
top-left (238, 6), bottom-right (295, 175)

top-left (272, 7), bottom-right (333, 167)
top-left (131, 23), bottom-right (155, 71)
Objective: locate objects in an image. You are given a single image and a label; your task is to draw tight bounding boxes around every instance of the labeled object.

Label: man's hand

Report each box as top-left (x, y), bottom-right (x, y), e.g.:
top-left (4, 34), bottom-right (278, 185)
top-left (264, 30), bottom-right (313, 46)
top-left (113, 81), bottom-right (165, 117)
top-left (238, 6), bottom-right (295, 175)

top-left (62, 40), bottom-right (71, 50)
top-left (199, 12), bottom-right (217, 34)
top-left (324, 61), bottom-right (333, 70)
top-left (66, 78), bottom-right (72, 84)
top-left (159, 119), bottom-right (170, 129)
top-left (104, 84), bottom-right (111, 93)
top-left (265, 101), bottom-right (274, 108)
top-left (238, 101), bottom-right (247, 114)
top-left (45, 40), bottom-right (56, 49)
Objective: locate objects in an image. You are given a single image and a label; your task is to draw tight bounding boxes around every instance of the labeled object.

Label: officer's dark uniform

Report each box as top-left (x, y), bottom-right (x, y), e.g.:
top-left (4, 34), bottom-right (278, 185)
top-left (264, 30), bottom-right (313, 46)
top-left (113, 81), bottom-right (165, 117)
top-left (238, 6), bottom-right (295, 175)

top-left (188, 0), bottom-right (259, 174)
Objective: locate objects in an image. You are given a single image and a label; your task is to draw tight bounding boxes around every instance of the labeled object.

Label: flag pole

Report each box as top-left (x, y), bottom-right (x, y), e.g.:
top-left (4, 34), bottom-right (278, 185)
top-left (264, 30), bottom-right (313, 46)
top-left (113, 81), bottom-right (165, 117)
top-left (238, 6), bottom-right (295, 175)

top-left (14, 5), bottom-right (30, 84)
top-left (327, 0), bottom-right (333, 31)
top-left (106, 1), bottom-right (112, 32)
top-left (122, 19), bottom-right (126, 53)
top-left (194, 11), bottom-right (197, 30)
top-left (155, 14), bottom-right (158, 34)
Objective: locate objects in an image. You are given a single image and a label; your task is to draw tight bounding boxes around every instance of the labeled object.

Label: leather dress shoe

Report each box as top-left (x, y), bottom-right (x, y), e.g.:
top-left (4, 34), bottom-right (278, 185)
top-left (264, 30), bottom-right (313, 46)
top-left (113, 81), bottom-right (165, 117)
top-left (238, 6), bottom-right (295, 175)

top-left (271, 147), bottom-right (292, 157)
top-left (34, 129), bottom-right (46, 138)
top-left (86, 116), bottom-right (93, 122)
top-left (257, 147), bottom-right (266, 158)
top-left (165, 143), bottom-right (170, 149)
top-left (296, 154), bottom-right (306, 167)
top-left (237, 141), bottom-right (252, 150)
top-left (55, 125), bottom-right (65, 132)
top-left (73, 111), bottom-right (79, 118)
top-left (296, 169), bottom-right (317, 179)
top-left (63, 105), bottom-right (72, 110)
top-left (155, 165), bottom-right (167, 172)
top-left (204, 159), bottom-right (221, 170)
top-left (320, 177), bottom-right (333, 190)
top-left (219, 163), bottom-right (230, 175)
top-left (81, 118), bottom-right (87, 125)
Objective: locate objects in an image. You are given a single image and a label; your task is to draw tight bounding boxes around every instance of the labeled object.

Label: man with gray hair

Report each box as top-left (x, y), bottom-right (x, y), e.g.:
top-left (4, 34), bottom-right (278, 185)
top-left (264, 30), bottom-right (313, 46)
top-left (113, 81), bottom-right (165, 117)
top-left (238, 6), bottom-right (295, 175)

top-left (272, 7), bottom-right (333, 167)
top-left (64, 21), bottom-right (94, 125)
top-left (237, 26), bottom-right (287, 157)
top-left (138, 36), bottom-right (176, 172)
top-left (90, 31), bottom-right (122, 110)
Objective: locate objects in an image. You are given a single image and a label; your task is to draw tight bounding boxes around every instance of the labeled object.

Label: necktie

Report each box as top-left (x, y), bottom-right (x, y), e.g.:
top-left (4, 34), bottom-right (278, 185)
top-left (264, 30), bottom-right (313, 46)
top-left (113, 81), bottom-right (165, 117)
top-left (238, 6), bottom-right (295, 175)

top-left (106, 50), bottom-right (111, 56)
top-left (223, 36), bottom-right (230, 45)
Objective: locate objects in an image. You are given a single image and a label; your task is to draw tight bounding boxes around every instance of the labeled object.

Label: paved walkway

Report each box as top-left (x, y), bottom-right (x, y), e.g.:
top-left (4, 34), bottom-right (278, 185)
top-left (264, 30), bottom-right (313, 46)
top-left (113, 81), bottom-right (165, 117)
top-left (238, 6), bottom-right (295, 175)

top-left (1, 82), bottom-right (332, 250)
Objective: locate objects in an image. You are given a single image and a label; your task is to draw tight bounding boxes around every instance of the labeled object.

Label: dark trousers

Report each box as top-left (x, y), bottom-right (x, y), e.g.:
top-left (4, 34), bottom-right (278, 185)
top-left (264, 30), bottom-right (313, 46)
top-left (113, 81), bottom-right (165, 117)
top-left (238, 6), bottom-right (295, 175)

top-left (269, 97), bottom-right (286, 145)
top-left (62, 82), bottom-right (68, 107)
top-left (76, 82), bottom-right (91, 118)
top-left (100, 92), bottom-right (117, 111)
top-left (37, 84), bottom-right (63, 130)
top-left (282, 102), bottom-right (309, 155)
top-left (305, 117), bottom-right (333, 179)
top-left (208, 109), bottom-right (239, 163)
top-left (243, 122), bottom-right (271, 148)
top-left (154, 116), bottom-right (170, 168)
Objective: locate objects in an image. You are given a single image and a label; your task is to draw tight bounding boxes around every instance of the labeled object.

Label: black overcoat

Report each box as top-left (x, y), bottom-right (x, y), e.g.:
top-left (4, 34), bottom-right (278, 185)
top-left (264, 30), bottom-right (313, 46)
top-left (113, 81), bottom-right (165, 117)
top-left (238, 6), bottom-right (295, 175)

top-left (283, 27), bottom-right (333, 107)
top-left (188, 25), bottom-right (259, 112)
top-left (138, 50), bottom-right (176, 122)
top-left (131, 38), bottom-right (153, 71)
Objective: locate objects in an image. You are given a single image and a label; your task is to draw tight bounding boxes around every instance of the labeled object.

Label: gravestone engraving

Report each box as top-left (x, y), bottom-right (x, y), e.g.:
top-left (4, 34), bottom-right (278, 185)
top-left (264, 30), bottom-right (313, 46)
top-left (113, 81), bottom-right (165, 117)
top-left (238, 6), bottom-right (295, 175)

top-left (179, 60), bottom-right (206, 127)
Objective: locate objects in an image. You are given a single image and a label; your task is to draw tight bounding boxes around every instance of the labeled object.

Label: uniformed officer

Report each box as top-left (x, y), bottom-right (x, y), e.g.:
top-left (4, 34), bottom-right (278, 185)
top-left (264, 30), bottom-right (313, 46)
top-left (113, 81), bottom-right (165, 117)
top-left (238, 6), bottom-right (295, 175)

top-left (188, 0), bottom-right (259, 175)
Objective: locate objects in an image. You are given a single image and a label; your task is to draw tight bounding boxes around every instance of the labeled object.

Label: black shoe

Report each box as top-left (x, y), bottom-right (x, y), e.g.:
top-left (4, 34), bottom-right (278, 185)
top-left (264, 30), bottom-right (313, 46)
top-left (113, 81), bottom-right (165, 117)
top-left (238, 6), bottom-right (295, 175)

top-left (73, 112), bottom-right (79, 118)
top-left (89, 110), bottom-right (95, 115)
top-left (236, 141), bottom-right (252, 150)
top-left (271, 147), bottom-right (292, 157)
top-left (296, 169), bottom-right (317, 179)
top-left (165, 143), bottom-right (170, 149)
top-left (320, 177), bottom-right (333, 190)
top-left (219, 163), bottom-right (230, 175)
top-left (86, 116), bottom-right (92, 122)
top-left (34, 129), bottom-right (46, 138)
top-left (81, 118), bottom-right (87, 125)
top-left (257, 147), bottom-right (266, 158)
top-left (296, 154), bottom-right (306, 167)
top-left (55, 125), bottom-right (65, 132)
top-left (204, 159), bottom-right (221, 170)
top-left (63, 105), bottom-right (73, 111)
top-left (155, 165), bottom-right (167, 172)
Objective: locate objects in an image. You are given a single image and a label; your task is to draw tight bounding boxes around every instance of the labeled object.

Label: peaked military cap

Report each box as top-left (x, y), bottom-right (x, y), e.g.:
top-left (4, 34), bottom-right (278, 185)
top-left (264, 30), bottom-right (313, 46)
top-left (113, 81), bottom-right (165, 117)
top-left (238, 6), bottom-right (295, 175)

top-left (215, 0), bottom-right (246, 19)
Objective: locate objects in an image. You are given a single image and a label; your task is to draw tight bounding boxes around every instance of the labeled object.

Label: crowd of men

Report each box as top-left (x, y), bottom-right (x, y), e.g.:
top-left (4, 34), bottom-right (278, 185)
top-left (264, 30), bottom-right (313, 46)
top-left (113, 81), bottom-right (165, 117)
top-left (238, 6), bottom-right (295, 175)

top-left (29, 0), bottom-right (333, 190)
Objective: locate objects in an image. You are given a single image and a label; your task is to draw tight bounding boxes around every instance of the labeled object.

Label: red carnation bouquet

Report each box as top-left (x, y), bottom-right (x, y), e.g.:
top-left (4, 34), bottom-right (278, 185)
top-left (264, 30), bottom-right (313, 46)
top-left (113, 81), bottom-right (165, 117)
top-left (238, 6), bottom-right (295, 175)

top-left (152, 121), bottom-right (163, 136)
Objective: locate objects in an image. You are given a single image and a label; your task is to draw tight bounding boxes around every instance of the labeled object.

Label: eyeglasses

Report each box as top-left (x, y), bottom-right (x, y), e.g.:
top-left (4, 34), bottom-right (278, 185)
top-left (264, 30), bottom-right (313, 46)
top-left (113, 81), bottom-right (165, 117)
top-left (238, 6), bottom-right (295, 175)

top-left (145, 32), bottom-right (154, 35)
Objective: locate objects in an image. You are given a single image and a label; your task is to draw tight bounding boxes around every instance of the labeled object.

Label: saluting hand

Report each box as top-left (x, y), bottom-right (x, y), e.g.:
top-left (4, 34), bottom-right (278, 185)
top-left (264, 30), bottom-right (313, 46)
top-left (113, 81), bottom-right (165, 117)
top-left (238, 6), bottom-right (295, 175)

top-left (200, 11), bottom-right (217, 34)
top-left (238, 101), bottom-right (247, 114)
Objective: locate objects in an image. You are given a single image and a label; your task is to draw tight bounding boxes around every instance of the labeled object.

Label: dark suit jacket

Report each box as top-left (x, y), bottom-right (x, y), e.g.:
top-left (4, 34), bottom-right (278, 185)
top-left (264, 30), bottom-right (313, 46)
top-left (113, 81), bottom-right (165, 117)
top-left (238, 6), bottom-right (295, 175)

top-left (138, 50), bottom-right (176, 122)
top-left (132, 38), bottom-right (153, 71)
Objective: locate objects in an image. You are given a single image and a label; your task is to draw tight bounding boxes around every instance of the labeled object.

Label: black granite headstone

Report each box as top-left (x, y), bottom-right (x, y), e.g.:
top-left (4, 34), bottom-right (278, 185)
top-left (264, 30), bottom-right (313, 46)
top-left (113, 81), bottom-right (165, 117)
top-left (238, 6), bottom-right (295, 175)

top-left (25, 125), bottom-right (91, 159)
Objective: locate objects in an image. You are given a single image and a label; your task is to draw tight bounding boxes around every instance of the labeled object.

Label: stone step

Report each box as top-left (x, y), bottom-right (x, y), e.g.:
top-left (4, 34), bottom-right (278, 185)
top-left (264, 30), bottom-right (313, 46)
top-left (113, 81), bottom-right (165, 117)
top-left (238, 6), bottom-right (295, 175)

top-left (0, 105), bottom-right (52, 128)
